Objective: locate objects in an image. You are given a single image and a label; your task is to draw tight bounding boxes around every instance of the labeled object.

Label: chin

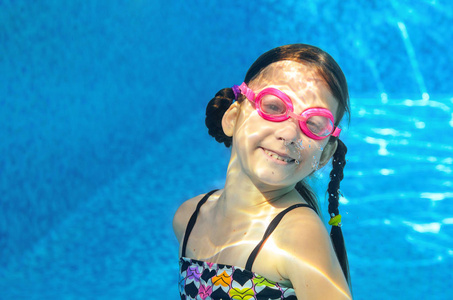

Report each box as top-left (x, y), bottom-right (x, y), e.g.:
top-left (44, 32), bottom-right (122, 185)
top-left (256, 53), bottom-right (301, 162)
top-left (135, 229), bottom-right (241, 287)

top-left (251, 171), bottom-right (295, 189)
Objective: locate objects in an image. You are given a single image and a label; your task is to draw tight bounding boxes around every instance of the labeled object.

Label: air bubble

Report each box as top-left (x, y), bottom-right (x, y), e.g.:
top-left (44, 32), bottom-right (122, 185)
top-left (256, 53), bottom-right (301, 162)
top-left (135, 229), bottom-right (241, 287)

top-left (312, 159), bottom-right (319, 170)
top-left (295, 160), bottom-right (300, 165)
top-left (293, 139), bottom-right (305, 151)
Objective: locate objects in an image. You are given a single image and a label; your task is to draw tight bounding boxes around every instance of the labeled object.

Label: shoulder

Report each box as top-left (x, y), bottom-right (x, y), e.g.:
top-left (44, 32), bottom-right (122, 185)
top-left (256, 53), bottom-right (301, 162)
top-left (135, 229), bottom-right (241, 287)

top-left (273, 207), bottom-right (351, 298)
top-left (274, 206), bottom-right (330, 258)
top-left (172, 194), bottom-right (204, 243)
top-left (172, 190), bottom-right (221, 243)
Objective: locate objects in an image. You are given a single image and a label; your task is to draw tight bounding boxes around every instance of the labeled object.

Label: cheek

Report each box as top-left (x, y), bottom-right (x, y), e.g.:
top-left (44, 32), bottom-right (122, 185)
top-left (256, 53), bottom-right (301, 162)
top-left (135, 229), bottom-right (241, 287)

top-left (234, 110), bottom-right (271, 138)
top-left (232, 112), bottom-right (262, 153)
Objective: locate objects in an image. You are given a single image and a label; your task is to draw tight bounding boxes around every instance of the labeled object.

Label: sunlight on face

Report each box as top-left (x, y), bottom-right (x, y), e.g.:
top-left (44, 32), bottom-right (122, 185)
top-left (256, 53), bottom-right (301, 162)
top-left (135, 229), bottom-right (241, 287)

top-left (249, 61), bottom-right (338, 112)
top-left (229, 61), bottom-right (339, 190)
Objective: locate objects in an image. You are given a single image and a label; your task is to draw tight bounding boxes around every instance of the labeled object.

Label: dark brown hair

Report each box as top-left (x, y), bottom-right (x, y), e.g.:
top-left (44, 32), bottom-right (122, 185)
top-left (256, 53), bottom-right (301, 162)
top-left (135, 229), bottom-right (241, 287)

top-left (205, 44), bottom-right (351, 287)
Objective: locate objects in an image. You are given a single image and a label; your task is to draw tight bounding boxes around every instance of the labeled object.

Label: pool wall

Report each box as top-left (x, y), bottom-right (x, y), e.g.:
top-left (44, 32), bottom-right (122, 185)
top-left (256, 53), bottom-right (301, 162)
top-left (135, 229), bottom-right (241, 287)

top-left (1, 1), bottom-right (452, 299)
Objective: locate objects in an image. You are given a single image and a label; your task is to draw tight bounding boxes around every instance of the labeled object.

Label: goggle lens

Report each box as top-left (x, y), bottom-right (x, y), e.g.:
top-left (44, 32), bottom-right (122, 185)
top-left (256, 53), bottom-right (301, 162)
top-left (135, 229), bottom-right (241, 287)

top-left (305, 115), bottom-right (334, 137)
top-left (259, 94), bottom-right (287, 117)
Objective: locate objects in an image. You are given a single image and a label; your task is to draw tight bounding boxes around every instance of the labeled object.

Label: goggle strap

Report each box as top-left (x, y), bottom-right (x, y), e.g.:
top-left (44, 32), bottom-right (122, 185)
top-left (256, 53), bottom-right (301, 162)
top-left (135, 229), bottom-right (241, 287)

top-left (332, 127), bottom-right (341, 137)
top-left (232, 85), bottom-right (241, 100)
top-left (238, 82), bottom-right (255, 101)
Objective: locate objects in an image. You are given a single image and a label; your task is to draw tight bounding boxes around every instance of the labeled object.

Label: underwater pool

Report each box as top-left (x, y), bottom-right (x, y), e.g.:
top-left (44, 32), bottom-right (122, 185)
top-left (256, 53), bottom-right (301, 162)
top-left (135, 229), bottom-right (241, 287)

top-left (1, 0), bottom-right (452, 299)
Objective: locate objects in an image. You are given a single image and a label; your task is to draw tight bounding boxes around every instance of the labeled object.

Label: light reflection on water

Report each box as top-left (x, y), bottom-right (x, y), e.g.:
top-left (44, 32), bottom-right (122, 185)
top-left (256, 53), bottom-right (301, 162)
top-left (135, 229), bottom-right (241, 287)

top-left (334, 95), bottom-right (453, 298)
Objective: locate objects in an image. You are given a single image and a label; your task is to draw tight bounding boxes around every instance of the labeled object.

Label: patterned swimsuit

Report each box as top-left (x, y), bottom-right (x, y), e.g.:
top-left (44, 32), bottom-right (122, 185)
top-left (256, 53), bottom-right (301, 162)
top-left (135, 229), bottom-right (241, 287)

top-left (179, 190), bottom-right (314, 300)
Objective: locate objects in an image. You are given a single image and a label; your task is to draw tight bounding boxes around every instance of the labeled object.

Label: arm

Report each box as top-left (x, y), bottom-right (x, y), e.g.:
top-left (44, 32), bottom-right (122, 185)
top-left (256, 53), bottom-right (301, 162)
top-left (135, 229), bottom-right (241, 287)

top-left (277, 210), bottom-right (352, 299)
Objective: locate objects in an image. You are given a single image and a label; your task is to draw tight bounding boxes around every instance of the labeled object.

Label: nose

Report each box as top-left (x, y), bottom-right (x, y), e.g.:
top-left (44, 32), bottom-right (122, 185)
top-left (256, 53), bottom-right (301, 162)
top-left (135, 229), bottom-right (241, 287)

top-left (274, 119), bottom-right (299, 142)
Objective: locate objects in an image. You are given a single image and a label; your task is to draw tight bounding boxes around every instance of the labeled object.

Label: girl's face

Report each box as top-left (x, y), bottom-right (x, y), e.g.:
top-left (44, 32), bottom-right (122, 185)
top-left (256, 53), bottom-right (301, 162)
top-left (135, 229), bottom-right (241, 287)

top-left (226, 61), bottom-right (339, 190)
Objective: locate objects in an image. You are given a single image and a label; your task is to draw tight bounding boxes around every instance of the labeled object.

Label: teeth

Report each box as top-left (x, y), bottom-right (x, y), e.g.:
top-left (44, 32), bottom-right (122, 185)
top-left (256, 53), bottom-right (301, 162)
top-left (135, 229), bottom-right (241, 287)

top-left (264, 149), bottom-right (293, 163)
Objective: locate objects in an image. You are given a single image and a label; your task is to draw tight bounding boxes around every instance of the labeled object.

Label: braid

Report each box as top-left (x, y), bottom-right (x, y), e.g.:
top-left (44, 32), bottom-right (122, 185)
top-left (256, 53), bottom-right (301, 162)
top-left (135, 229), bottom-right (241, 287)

top-left (327, 139), bottom-right (347, 216)
top-left (205, 88), bottom-right (235, 147)
top-left (327, 139), bottom-right (351, 287)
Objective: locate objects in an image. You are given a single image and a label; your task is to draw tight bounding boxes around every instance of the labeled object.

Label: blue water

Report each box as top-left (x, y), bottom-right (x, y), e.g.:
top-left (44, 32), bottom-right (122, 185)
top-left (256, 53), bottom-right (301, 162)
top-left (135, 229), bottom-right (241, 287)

top-left (1, 1), bottom-right (452, 299)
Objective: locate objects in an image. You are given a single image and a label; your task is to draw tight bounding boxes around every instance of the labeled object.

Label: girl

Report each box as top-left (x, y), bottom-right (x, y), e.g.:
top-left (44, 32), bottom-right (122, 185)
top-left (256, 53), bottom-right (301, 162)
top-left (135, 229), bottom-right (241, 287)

top-left (173, 44), bottom-right (352, 299)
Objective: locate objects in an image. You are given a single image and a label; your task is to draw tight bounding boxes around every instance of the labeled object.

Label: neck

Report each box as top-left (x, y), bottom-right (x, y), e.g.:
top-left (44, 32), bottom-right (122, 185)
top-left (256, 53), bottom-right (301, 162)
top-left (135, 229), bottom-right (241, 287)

top-left (218, 151), bottom-right (299, 217)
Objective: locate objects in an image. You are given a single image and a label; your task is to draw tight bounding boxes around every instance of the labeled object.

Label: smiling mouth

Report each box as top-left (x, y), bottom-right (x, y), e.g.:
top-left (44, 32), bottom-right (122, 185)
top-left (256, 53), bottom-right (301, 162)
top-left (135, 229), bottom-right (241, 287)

top-left (262, 148), bottom-right (296, 163)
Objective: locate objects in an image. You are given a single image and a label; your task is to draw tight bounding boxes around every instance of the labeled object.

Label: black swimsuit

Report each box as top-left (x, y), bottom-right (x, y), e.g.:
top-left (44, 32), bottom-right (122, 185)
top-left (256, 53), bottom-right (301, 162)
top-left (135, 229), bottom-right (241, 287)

top-left (179, 190), bottom-right (314, 300)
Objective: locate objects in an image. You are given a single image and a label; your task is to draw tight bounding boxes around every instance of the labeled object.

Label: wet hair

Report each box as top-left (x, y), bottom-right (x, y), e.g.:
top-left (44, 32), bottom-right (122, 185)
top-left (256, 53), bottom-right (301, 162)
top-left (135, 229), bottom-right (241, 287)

top-left (205, 44), bottom-right (351, 286)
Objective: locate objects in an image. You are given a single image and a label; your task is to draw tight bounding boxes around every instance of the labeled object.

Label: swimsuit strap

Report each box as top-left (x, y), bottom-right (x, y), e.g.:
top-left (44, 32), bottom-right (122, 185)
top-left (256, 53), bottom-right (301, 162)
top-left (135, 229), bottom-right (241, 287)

top-left (181, 190), bottom-right (315, 272)
top-left (181, 189), bottom-right (219, 257)
top-left (245, 203), bottom-right (314, 271)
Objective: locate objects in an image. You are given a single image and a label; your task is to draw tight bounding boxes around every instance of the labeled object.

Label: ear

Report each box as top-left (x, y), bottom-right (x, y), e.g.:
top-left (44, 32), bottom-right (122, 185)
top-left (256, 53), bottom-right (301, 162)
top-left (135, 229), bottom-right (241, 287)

top-left (319, 139), bottom-right (338, 168)
top-left (221, 102), bottom-right (239, 137)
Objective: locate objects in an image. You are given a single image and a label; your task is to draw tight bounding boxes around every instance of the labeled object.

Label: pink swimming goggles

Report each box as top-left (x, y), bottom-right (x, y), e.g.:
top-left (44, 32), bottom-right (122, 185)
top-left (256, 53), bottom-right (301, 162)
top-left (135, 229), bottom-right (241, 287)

top-left (232, 82), bottom-right (341, 140)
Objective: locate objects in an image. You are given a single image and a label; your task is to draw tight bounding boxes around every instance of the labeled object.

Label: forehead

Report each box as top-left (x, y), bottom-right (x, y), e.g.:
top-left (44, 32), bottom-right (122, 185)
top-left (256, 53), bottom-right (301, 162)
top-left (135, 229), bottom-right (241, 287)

top-left (248, 61), bottom-right (338, 113)
top-left (250, 60), bottom-right (321, 87)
